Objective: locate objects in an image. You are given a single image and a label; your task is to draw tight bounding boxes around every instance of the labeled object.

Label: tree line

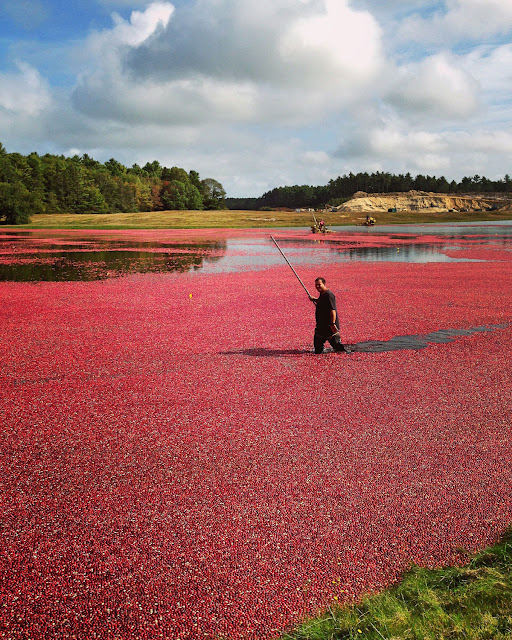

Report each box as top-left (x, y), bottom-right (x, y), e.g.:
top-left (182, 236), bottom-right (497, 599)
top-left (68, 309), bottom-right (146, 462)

top-left (0, 142), bottom-right (226, 224)
top-left (227, 171), bottom-right (512, 210)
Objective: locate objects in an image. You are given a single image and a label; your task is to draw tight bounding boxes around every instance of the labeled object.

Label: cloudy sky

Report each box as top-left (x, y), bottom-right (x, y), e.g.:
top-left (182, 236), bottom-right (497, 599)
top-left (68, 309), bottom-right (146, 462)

top-left (1, 0), bottom-right (511, 196)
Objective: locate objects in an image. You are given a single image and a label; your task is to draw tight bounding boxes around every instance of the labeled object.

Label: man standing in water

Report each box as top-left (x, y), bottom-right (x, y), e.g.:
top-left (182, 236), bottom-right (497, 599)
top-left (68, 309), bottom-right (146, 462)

top-left (309, 277), bottom-right (347, 354)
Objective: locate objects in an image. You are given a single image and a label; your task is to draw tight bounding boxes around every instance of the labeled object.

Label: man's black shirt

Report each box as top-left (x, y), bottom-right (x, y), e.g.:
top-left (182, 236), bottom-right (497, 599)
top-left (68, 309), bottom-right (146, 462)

top-left (315, 289), bottom-right (339, 335)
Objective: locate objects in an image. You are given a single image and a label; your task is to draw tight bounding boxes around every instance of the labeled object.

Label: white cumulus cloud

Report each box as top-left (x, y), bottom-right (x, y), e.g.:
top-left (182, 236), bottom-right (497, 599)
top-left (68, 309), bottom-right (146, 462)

top-left (279, 0), bottom-right (383, 89)
top-left (0, 62), bottom-right (52, 116)
top-left (85, 2), bottom-right (174, 56)
top-left (2, 0), bottom-right (512, 195)
top-left (399, 0), bottom-right (512, 44)
top-left (386, 52), bottom-right (480, 119)
top-left (72, 0), bottom-right (385, 126)
top-left (461, 43), bottom-right (512, 100)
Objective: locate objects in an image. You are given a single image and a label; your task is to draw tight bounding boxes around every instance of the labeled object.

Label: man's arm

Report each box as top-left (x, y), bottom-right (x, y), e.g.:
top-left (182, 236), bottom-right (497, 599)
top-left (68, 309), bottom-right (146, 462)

top-left (329, 309), bottom-right (337, 333)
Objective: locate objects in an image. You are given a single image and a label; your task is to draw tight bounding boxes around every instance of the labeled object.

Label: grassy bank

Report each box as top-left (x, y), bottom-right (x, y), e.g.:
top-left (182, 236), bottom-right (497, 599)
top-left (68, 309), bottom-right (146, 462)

top-left (280, 529), bottom-right (512, 640)
top-left (4, 207), bottom-right (512, 229)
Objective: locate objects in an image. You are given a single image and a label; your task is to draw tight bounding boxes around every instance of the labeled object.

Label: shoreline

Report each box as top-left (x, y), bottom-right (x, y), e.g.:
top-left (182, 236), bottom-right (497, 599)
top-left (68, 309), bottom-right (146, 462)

top-left (3, 208), bottom-right (512, 230)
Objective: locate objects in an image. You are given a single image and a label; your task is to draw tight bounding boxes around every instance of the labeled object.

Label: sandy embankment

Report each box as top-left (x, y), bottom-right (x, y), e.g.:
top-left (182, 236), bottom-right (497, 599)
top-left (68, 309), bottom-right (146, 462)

top-left (337, 190), bottom-right (512, 213)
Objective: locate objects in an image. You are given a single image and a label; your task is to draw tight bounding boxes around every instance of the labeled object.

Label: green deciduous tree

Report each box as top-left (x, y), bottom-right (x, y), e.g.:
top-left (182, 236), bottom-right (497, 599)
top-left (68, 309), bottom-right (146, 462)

top-left (143, 160), bottom-right (162, 178)
top-left (160, 180), bottom-right (203, 210)
top-left (162, 166), bottom-right (189, 183)
top-left (0, 181), bottom-right (42, 224)
top-left (77, 185), bottom-right (109, 214)
top-left (201, 178), bottom-right (226, 210)
top-left (104, 158), bottom-right (127, 177)
top-left (188, 170), bottom-right (202, 190)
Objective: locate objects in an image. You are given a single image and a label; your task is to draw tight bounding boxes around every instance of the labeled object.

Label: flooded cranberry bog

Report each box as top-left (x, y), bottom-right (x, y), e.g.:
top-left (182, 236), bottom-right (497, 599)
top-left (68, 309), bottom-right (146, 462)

top-left (1, 223), bottom-right (512, 639)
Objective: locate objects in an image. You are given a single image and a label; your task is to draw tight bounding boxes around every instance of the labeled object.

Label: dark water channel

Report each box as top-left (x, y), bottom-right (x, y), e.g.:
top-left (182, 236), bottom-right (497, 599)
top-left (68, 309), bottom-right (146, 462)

top-left (0, 235), bottom-right (226, 281)
top-left (1, 221), bottom-right (511, 281)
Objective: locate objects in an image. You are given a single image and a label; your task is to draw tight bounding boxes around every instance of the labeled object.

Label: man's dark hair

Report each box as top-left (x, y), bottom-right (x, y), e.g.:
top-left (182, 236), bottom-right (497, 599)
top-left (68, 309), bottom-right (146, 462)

top-left (315, 277), bottom-right (326, 284)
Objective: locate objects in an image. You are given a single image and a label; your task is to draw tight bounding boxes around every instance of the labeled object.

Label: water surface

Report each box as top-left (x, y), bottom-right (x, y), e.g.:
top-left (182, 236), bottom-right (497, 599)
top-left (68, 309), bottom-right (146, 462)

top-left (1, 221), bottom-right (511, 281)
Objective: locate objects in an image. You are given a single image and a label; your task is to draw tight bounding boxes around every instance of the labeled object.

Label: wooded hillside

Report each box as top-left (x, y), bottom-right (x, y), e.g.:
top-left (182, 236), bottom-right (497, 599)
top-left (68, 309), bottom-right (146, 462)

top-left (0, 143), bottom-right (226, 224)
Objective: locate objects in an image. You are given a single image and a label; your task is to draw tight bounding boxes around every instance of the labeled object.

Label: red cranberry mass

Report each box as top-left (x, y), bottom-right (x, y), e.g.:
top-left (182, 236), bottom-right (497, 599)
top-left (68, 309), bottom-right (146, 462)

top-left (1, 229), bottom-right (511, 639)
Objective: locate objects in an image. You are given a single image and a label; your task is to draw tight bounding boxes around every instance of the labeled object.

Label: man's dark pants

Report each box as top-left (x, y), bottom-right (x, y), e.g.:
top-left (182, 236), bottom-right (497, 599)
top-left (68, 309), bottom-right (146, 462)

top-left (314, 331), bottom-right (346, 354)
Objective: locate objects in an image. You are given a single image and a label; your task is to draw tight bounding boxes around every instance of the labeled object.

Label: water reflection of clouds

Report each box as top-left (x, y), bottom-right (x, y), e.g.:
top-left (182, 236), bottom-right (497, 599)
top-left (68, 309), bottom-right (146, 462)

top-left (330, 220), bottom-right (512, 236)
top-left (210, 238), bottom-right (487, 272)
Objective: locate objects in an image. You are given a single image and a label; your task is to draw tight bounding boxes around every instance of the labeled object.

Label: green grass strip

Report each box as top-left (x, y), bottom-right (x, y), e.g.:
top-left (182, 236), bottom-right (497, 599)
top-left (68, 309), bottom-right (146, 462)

top-left (4, 208), bottom-right (512, 230)
top-left (281, 528), bottom-right (512, 640)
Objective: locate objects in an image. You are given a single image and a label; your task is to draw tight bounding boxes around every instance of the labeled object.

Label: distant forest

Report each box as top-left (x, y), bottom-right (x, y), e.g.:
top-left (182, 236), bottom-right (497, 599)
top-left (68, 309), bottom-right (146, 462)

top-left (227, 171), bottom-right (512, 210)
top-left (0, 142), bottom-right (226, 224)
top-left (2, 140), bottom-right (512, 224)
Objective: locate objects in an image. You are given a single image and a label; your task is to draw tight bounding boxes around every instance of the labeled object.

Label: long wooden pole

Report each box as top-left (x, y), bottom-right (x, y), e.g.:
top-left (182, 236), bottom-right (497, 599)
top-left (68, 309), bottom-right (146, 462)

top-left (270, 235), bottom-right (311, 297)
